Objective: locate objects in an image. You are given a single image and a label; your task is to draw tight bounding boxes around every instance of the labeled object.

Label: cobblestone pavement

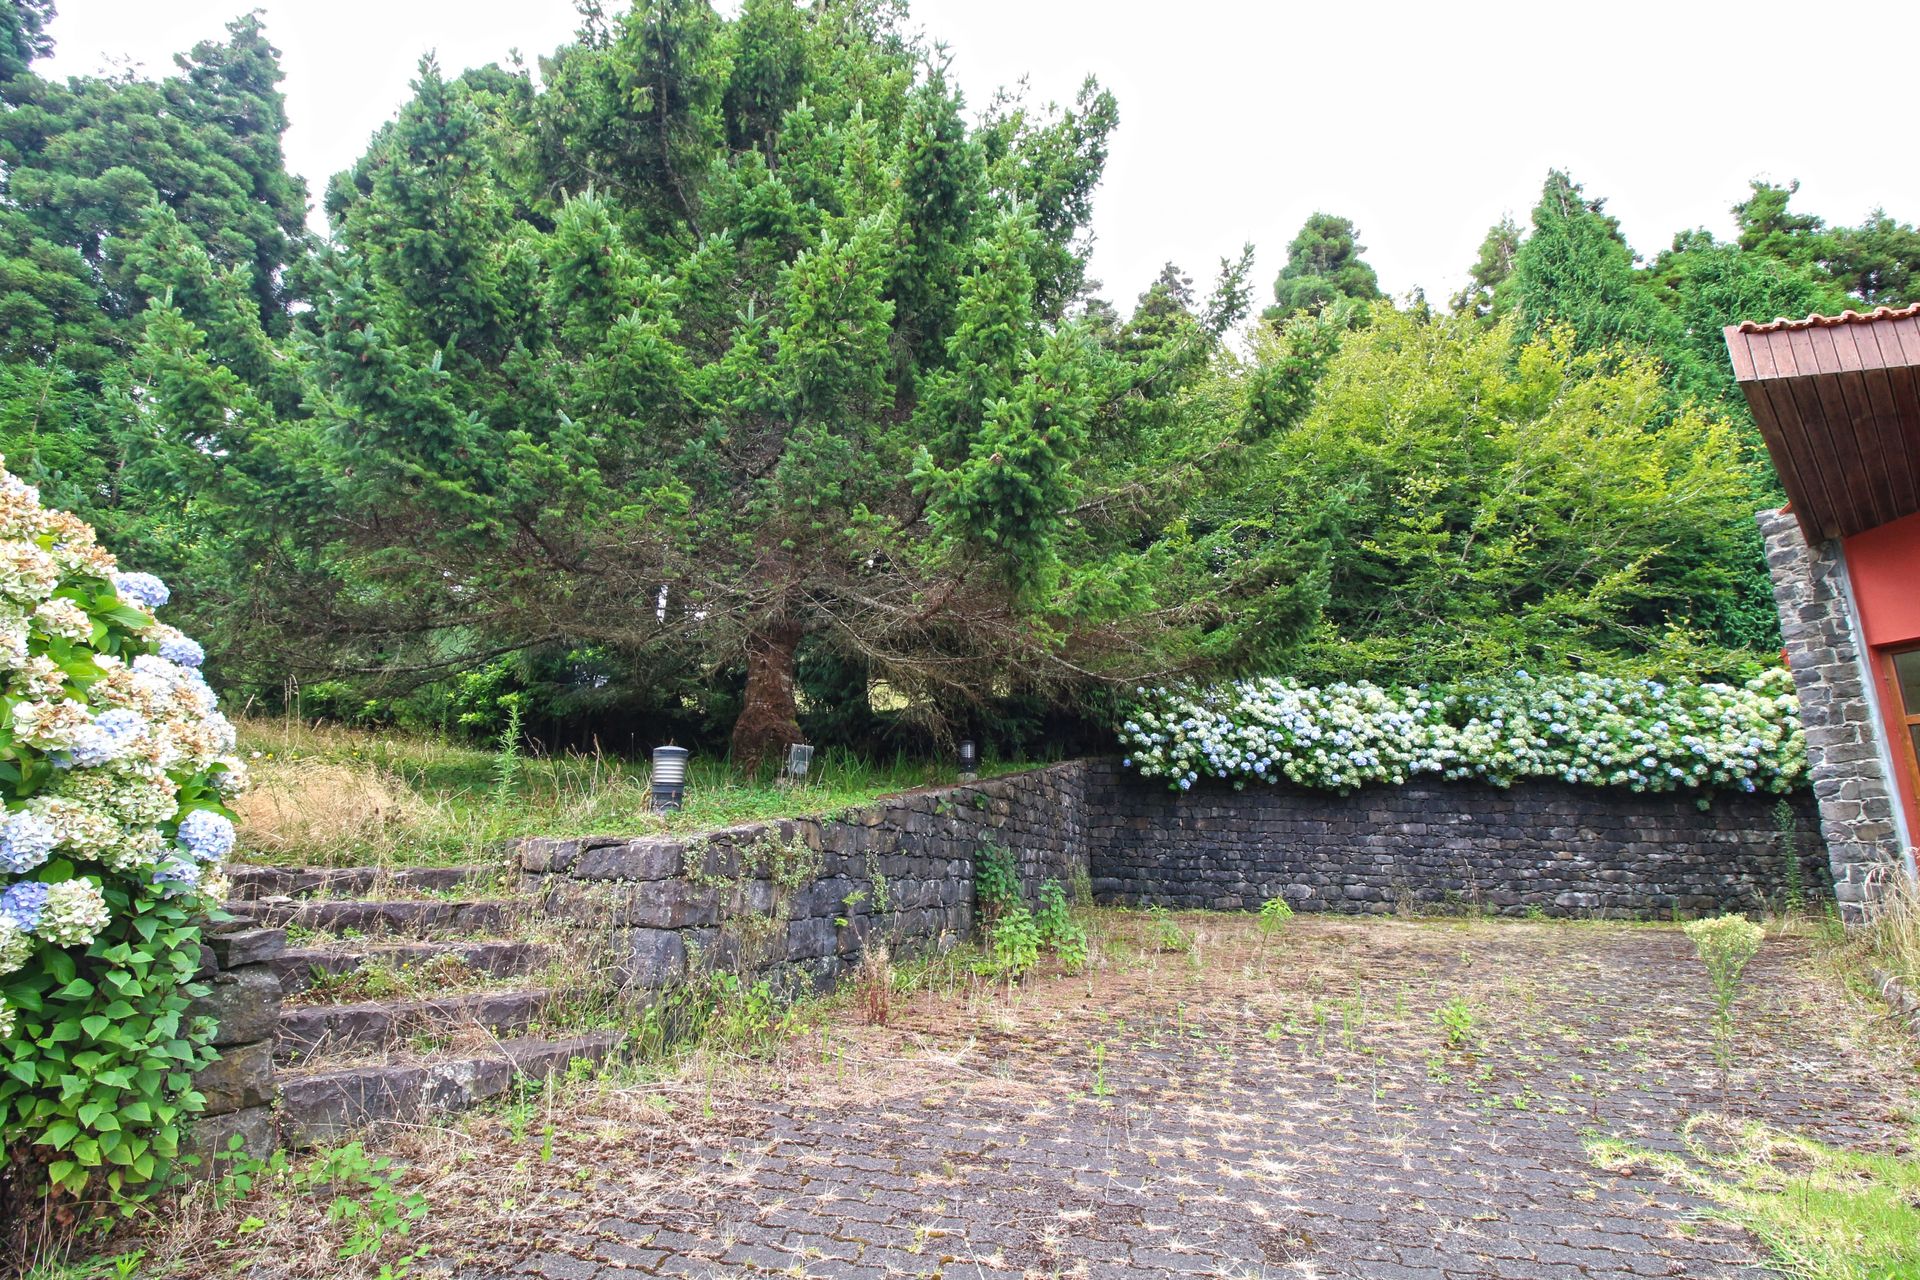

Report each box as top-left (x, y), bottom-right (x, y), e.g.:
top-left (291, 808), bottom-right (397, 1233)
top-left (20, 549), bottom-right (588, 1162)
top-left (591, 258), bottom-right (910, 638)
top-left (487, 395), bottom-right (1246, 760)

top-left (448, 915), bottom-right (1910, 1279)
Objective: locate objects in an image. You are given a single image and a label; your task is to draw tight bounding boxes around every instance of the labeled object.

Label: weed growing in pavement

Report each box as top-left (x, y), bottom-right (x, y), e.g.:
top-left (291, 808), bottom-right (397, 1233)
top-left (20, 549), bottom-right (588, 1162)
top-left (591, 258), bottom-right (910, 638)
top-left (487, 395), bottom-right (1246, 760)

top-left (983, 902), bottom-right (1041, 978)
top-left (1145, 904), bottom-right (1192, 953)
top-left (1036, 879), bottom-right (1089, 973)
top-left (1434, 996), bottom-right (1477, 1050)
top-left (855, 941), bottom-right (895, 1026)
top-left (1090, 1041), bottom-right (1115, 1098)
top-left (1682, 915), bottom-right (1764, 1073)
top-left (204, 1137), bottom-right (430, 1274)
top-left (1773, 799), bottom-right (1805, 914)
top-left (1259, 895), bottom-right (1294, 934)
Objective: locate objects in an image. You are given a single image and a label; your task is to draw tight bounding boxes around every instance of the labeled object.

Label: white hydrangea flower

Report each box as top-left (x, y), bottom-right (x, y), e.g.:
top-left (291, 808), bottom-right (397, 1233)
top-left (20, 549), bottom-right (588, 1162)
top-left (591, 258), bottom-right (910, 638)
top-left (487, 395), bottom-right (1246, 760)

top-left (35, 879), bottom-right (110, 948)
top-left (32, 597), bottom-right (92, 643)
top-left (0, 541), bottom-right (59, 604)
top-left (0, 915), bottom-right (32, 976)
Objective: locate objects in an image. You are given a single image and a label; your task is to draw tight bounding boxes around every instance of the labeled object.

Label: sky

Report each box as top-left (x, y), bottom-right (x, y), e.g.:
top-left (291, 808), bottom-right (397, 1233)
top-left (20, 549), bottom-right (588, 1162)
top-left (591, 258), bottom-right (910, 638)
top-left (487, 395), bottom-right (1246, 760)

top-left (40, 0), bottom-right (1920, 314)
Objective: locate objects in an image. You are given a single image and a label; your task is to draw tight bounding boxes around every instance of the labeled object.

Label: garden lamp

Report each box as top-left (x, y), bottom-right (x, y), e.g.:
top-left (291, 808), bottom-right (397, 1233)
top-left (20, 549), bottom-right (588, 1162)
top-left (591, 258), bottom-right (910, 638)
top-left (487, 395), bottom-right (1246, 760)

top-left (650, 745), bottom-right (689, 812)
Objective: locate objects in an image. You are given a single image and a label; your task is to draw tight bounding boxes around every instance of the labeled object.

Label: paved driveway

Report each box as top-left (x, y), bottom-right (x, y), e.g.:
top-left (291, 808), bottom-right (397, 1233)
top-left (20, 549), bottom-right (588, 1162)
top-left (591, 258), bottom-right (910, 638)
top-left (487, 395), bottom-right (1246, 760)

top-left (453, 914), bottom-right (1905, 1279)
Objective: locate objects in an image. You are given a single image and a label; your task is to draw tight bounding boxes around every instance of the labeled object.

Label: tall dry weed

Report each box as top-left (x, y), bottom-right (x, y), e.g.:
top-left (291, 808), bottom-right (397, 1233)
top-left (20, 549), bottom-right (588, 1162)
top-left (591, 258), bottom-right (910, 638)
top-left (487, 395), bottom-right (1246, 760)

top-left (233, 759), bottom-right (426, 865)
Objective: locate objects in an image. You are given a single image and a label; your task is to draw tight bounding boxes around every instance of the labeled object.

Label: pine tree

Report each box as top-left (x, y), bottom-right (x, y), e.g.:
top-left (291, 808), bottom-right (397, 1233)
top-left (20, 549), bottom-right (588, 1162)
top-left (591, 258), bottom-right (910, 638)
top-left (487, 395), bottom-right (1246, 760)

top-left (276, 0), bottom-right (1277, 771)
top-left (1514, 171), bottom-right (1678, 360)
top-left (1451, 216), bottom-right (1521, 321)
top-left (1264, 213), bottom-right (1382, 321)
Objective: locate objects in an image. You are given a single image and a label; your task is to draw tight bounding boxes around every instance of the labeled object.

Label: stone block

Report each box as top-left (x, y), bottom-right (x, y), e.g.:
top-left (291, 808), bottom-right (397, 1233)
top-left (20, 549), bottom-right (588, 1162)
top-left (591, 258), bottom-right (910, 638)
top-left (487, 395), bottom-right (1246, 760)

top-left (205, 926), bottom-right (286, 969)
top-left (576, 839), bottom-right (684, 881)
top-left (620, 927), bottom-right (687, 987)
top-left (186, 1104), bottom-right (276, 1172)
top-left (189, 966), bottom-right (282, 1047)
top-left (195, 1038), bottom-right (275, 1113)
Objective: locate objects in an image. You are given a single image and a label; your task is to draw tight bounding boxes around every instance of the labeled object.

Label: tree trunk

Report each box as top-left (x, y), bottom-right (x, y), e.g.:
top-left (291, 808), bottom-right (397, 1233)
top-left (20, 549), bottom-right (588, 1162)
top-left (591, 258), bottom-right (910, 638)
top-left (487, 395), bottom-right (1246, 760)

top-left (731, 620), bottom-right (804, 776)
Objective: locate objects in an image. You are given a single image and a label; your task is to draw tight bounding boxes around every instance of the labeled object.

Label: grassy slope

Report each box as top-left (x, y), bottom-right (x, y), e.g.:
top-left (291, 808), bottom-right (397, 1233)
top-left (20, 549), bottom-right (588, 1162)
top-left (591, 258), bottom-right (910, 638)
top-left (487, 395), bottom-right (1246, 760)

top-left (231, 717), bottom-right (1045, 868)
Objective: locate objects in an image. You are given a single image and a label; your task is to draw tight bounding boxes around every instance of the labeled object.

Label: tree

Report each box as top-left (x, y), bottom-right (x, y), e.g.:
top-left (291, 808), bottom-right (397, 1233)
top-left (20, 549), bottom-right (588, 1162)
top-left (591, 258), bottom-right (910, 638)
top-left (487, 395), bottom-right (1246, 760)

top-left (260, 2), bottom-right (1300, 771)
top-left (1732, 179), bottom-right (1832, 269)
top-left (0, 9), bottom-right (307, 630)
top-left (1451, 215), bottom-right (1520, 321)
top-left (1513, 171), bottom-right (1679, 364)
top-left (1264, 212), bottom-right (1381, 321)
top-left (1830, 210), bottom-right (1920, 307)
top-left (1648, 227), bottom-right (1846, 414)
top-left (1241, 306), bottom-right (1770, 680)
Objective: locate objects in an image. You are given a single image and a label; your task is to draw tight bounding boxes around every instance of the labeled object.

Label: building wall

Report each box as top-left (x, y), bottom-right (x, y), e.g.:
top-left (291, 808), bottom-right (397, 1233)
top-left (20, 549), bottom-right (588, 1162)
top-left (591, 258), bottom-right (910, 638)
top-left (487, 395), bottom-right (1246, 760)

top-left (1759, 506), bottom-right (1911, 920)
top-left (1084, 761), bottom-right (1826, 917)
top-left (1842, 509), bottom-right (1920, 845)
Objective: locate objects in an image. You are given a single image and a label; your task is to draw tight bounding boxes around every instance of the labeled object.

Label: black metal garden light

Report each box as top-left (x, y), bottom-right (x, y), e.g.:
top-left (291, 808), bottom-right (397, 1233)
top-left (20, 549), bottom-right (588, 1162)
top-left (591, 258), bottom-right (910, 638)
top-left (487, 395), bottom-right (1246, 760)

top-left (650, 745), bottom-right (689, 812)
top-left (958, 738), bottom-right (978, 781)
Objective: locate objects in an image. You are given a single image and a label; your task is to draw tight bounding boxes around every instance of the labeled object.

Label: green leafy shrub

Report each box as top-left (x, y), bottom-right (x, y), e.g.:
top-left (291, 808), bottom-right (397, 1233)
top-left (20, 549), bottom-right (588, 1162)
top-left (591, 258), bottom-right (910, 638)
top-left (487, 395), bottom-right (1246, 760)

top-left (984, 903), bottom-right (1041, 978)
top-left (1036, 878), bottom-right (1089, 973)
top-left (1121, 668), bottom-right (1804, 795)
top-left (974, 841), bottom-right (1021, 916)
top-left (0, 460), bottom-right (244, 1218)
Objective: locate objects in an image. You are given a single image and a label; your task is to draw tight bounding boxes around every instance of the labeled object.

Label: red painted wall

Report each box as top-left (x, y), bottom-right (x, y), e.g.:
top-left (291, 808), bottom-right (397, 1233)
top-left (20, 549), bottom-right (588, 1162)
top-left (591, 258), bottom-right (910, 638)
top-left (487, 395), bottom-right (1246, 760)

top-left (1844, 510), bottom-right (1920, 848)
top-left (1846, 511), bottom-right (1920, 649)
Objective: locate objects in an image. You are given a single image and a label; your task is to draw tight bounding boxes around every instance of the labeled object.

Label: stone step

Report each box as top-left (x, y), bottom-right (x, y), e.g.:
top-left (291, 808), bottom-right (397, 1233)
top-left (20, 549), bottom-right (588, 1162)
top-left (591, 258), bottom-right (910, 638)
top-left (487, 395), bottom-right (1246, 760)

top-left (277, 1031), bottom-right (622, 1147)
top-left (276, 986), bottom-right (555, 1064)
top-left (271, 939), bottom-right (557, 996)
top-left (230, 898), bottom-right (524, 938)
top-left (227, 863), bottom-right (504, 902)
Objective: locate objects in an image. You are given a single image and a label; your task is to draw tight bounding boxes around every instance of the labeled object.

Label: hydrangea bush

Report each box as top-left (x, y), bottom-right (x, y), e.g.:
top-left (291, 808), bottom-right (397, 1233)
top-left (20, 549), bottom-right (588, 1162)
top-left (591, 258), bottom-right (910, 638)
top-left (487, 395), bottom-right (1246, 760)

top-left (1119, 669), bottom-right (1805, 796)
top-left (0, 461), bottom-right (244, 1208)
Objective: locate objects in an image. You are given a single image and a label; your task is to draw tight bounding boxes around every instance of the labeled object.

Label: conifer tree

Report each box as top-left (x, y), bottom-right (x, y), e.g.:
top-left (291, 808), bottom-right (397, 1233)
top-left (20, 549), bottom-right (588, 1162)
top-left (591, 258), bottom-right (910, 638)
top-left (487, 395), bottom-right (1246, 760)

top-left (1264, 213), bottom-right (1382, 321)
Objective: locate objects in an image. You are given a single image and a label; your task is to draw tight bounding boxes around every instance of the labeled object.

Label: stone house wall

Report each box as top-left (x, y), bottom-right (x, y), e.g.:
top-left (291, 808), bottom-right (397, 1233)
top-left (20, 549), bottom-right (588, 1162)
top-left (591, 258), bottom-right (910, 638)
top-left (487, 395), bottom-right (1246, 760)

top-left (1084, 760), bottom-right (1828, 918)
top-left (515, 761), bottom-right (1091, 990)
top-left (1758, 507), bottom-right (1911, 921)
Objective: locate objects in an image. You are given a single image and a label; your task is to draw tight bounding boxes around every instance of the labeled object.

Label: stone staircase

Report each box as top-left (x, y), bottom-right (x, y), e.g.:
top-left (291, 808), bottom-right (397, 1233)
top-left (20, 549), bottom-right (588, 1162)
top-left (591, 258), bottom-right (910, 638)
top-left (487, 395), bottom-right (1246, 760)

top-left (224, 861), bottom-right (623, 1146)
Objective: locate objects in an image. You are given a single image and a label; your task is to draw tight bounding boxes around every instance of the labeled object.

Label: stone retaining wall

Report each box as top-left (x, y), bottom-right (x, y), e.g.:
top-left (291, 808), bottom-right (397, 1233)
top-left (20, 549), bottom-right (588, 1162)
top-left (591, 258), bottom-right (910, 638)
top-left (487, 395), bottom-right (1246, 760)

top-left (514, 761), bottom-right (1090, 989)
top-left (1085, 760), bottom-right (1829, 917)
top-left (186, 920), bottom-right (286, 1162)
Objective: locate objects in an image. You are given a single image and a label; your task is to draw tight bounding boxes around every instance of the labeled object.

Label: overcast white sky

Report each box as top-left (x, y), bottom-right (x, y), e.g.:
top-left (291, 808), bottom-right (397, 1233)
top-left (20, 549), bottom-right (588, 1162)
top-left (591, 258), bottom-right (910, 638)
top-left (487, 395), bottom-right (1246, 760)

top-left (40, 0), bottom-right (1920, 312)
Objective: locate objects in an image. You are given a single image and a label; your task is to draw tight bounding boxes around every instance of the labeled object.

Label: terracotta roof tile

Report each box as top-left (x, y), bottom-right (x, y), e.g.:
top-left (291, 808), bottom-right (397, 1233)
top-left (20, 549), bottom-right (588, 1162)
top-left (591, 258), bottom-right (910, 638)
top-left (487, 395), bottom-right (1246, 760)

top-left (1736, 301), bottom-right (1920, 333)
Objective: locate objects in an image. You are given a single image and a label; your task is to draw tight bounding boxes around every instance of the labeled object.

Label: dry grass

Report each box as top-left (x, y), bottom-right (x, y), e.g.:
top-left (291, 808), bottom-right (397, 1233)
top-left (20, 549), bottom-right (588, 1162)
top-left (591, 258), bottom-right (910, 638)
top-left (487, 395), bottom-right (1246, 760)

top-left (231, 716), bottom-right (1028, 869)
top-left (1854, 864), bottom-right (1920, 986)
top-left (232, 759), bottom-right (430, 864)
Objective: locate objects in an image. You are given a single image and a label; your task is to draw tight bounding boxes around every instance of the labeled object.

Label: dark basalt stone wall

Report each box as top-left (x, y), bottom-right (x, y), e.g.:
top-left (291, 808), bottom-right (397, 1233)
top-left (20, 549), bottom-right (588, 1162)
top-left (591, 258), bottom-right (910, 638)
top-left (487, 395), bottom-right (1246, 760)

top-left (516, 761), bottom-right (1090, 989)
top-left (1084, 761), bottom-right (1829, 918)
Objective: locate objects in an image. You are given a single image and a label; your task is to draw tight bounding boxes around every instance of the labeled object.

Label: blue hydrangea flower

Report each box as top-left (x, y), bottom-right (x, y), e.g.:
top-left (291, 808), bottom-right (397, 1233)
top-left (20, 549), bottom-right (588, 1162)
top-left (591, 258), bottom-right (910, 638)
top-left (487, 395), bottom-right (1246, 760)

top-left (66, 708), bottom-right (146, 768)
top-left (176, 809), bottom-right (235, 863)
top-left (151, 857), bottom-right (201, 897)
top-left (158, 635), bottom-right (205, 668)
top-left (0, 881), bottom-right (50, 931)
top-left (0, 812), bottom-right (58, 875)
top-left (111, 571), bottom-right (171, 610)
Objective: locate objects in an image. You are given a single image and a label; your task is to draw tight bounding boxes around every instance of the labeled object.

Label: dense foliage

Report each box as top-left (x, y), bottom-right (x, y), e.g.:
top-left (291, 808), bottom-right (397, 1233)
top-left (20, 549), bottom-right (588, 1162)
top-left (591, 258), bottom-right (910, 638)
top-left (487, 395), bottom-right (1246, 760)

top-left (1120, 668), bottom-right (1804, 796)
top-left (1188, 307), bottom-right (1776, 679)
top-left (0, 459), bottom-right (242, 1216)
top-left (1, 0), bottom-right (1917, 761)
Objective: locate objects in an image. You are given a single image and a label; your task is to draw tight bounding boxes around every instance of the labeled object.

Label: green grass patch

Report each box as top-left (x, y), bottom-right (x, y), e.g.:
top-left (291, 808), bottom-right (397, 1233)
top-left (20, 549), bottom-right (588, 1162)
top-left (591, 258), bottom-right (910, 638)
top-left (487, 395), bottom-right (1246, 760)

top-left (1589, 1114), bottom-right (1920, 1280)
